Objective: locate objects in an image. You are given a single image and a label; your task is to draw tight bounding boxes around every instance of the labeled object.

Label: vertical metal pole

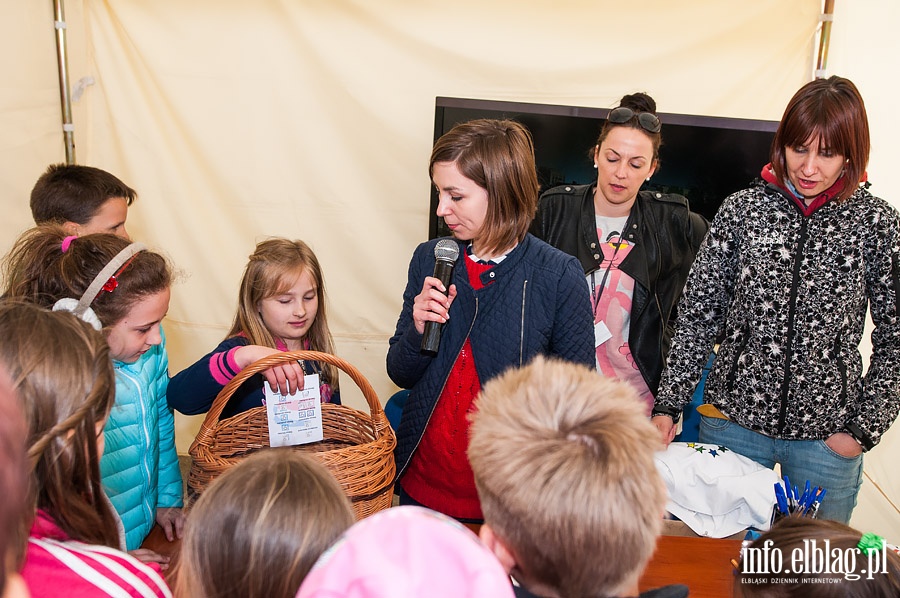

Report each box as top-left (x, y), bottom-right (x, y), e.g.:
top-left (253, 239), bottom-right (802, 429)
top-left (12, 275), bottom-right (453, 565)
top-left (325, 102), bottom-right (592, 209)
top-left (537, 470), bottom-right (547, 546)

top-left (53, 0), bottom-right (76, 164)
top-left (815, 0), bottom-right (836, 79)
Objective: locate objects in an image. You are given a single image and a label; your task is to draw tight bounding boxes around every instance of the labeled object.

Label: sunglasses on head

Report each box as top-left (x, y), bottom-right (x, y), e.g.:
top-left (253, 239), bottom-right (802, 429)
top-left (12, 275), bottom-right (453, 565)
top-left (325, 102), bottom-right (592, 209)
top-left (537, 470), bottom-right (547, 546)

top-left (607, 107), bottom-right (661, 134)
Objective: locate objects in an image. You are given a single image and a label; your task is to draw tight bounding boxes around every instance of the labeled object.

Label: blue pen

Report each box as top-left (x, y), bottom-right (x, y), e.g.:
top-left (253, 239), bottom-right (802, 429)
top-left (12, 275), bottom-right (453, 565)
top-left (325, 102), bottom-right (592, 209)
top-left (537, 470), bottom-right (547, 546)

top-left (805, 492), bottom-right (816, 514)
top-left (774, 482), bottom-right (790, 515)
top-left (783, 475), bottom-right (794, 510)
top-left (798, 480), bottom-right (811, 512)
top-left (799, 485), bottom-right (816, 515)
top-left (809, 488), bottom-right (827, 518)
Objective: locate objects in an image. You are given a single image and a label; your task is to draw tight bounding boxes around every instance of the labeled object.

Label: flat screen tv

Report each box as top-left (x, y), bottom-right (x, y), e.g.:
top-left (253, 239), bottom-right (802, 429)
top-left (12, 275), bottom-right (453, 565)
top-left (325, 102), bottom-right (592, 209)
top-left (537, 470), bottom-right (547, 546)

top-left (429, 97), bottom-right (778, 239)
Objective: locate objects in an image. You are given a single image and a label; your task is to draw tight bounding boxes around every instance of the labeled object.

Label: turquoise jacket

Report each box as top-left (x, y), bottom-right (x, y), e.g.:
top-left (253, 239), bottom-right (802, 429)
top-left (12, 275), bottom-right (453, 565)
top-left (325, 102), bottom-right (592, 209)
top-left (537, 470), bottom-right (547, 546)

top-left (100, 329), bottom-right (183, 550)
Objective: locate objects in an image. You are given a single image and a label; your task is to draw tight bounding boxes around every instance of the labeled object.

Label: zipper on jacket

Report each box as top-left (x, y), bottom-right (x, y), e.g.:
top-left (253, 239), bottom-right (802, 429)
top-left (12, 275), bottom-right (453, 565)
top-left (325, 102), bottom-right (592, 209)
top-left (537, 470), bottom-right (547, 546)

top-left (519, 280), bottom-right (528, 366)
top-left (893, 253), bottom-right (900, 316)
top-left (725, 326), bottom-right (750, 398)
top-left (117, 367), bottom-right (156, 535)
top-left (398, 297), bottom-right (480, 478)
top-left (777, 218), bottom-right (810, 435)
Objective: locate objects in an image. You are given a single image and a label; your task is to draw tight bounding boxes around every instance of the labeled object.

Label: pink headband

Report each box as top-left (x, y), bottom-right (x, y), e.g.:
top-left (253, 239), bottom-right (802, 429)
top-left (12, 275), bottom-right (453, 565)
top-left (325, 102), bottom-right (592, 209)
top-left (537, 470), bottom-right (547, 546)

top-left (61, 235), bottom-right (77, 253)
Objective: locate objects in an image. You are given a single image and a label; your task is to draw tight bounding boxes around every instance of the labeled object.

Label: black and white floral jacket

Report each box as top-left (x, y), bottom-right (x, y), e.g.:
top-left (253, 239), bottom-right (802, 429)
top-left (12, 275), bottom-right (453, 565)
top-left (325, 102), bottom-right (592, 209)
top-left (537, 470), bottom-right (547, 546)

top-left (655, 179), bottom-right (900, 450)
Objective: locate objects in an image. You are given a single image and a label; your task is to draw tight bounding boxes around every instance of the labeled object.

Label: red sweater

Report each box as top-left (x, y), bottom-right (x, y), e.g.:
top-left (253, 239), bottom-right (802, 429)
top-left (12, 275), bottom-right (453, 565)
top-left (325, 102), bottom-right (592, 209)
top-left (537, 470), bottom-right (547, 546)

top-left (401, 256), bottom-right (495, 519)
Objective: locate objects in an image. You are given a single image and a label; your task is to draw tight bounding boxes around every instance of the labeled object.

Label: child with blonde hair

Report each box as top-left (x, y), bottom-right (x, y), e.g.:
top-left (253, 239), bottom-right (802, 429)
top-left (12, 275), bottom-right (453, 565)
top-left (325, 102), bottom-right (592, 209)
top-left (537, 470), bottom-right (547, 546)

top-left (168, 238), bottom-right (340, 418)
top-left (3, 226), bottom-right (183, 555)
top-left (175, 449), bottom-right (354, 598)
top-left (468, 356), bottom-right (683, 598)
top-left (0, 302), bottom-right (170, 597)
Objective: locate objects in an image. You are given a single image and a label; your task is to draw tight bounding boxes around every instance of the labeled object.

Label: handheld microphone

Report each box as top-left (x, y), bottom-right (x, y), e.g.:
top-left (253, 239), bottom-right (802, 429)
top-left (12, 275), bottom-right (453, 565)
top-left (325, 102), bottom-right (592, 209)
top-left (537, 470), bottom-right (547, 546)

top-left (420, 239), bottom-right (459, 356)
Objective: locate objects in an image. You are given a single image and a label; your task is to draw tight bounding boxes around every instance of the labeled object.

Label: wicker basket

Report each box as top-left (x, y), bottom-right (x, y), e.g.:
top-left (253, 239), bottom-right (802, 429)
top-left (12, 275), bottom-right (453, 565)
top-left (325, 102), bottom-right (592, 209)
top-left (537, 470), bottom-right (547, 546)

top-left (188, 350), bottom-right (396, 519)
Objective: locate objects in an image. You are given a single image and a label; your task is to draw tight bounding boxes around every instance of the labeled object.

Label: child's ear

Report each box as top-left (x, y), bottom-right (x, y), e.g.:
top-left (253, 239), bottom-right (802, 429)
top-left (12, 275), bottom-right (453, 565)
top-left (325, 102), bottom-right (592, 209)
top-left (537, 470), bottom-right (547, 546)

top-left (479, 524), bottom-right (518, 574)
top-left (62, 221), bottom-right (80, 236)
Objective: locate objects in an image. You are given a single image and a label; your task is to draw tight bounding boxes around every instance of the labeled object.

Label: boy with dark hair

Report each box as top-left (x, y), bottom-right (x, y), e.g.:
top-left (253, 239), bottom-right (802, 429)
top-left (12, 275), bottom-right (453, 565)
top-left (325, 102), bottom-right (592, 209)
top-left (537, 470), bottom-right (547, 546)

top-left (30, 163), bottom-right (136, 238)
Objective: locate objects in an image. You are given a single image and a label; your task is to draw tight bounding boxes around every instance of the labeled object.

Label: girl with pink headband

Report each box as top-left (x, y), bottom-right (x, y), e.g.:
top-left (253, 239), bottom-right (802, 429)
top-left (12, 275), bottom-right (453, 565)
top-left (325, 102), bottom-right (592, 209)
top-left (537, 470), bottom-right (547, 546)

top-left (3, 225), bottom-right (183, 564)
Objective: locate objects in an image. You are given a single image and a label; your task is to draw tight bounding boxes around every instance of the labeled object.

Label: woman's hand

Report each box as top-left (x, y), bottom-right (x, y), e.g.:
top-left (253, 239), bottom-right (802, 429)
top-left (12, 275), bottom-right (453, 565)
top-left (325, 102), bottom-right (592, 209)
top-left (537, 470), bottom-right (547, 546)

top-left (825, 432), bottom-right (863, 458)
top-left (129, 548), bottom-right (171, 570)
top-left (412, 276), bottom-right (458, 335)
top-left (235, 345), bottom-right (307, 396)
top-left (652, 415), bottom-right (678, 447)
top-left (155, 507), bottom-right (185, 542)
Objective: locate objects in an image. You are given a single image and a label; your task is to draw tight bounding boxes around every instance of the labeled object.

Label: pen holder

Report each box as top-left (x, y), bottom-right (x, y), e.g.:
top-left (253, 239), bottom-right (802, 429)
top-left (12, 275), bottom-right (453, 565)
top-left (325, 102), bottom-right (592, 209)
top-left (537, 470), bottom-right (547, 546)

top-left (772, 478), bottom-right (825, 522)
top-left (188, 350), bottom-right (396, 520)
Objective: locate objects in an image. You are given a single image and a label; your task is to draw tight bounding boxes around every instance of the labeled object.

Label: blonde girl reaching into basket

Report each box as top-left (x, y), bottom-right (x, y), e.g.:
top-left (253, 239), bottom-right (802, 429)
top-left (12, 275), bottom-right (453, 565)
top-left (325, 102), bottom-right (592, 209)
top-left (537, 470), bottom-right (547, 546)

top-left (168, 238), bottom-right (340, 419)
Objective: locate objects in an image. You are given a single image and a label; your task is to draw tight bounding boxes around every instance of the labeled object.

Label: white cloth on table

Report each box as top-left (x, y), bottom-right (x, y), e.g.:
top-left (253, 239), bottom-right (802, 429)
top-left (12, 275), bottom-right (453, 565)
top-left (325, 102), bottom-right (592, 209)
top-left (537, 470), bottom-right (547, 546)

top-left (655, 442), bottom-right (780, 538)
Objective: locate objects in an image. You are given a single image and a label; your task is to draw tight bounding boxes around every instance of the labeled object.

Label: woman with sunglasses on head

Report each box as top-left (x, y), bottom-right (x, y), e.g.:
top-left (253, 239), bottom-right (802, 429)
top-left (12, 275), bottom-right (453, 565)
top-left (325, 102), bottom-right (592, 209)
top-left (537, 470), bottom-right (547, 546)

top-left (653, 77), bottom-right (900, 524)
top-left (532, 92), bottom-right (709, 414)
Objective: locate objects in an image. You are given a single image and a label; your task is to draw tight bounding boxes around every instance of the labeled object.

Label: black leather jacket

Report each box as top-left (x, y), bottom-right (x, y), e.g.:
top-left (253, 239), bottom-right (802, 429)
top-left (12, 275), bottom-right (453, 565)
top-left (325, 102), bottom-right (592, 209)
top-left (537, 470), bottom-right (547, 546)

top-left (531, 184), bottom-right (709, 394)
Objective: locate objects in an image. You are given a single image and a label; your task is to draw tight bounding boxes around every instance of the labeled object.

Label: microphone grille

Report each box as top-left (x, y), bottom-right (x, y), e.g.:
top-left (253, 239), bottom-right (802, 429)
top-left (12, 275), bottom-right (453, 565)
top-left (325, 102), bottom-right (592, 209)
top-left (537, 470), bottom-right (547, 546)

top-left (434, 238), bottom-right (460, 262)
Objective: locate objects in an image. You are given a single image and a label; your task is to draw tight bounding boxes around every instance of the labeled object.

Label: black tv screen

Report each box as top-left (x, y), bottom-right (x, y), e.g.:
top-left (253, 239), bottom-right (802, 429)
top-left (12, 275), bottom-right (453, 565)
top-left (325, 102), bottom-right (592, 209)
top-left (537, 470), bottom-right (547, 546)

top-left (429, 97), bottom-right (778, 239)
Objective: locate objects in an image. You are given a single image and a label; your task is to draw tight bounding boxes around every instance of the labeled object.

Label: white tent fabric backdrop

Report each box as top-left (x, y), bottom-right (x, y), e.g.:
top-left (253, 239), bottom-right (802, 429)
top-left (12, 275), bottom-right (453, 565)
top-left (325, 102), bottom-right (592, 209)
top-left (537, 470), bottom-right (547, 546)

top-left (1, 0), bottom-right (897, 537)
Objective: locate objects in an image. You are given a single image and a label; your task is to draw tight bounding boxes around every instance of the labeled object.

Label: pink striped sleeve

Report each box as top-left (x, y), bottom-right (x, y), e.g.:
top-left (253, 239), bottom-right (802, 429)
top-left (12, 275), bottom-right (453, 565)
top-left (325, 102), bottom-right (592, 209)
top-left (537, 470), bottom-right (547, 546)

top-left (23, 537), bottom-right (172, 597)
top-left (209, 347), bottom-right (242, 385)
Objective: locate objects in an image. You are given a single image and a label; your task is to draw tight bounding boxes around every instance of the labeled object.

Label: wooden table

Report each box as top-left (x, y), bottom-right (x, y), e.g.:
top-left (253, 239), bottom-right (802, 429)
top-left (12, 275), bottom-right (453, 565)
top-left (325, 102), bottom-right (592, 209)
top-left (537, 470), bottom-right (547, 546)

top-left (140, 524), bottom-right (182, 584)
top-left (639, 534), bottom-right (743, 598)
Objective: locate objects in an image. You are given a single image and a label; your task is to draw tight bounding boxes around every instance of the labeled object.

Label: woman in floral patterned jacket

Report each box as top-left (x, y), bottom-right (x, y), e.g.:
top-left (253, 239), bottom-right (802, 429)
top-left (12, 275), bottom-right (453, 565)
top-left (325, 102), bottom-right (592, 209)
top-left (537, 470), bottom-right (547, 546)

top-left (652, 76), bottom-right (900, 524)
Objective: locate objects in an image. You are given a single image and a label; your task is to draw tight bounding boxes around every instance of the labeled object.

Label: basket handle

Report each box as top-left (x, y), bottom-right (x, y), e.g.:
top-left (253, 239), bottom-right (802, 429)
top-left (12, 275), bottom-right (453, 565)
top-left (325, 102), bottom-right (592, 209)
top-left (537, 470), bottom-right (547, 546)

top-left (190, 350), bottom-right (385, 449)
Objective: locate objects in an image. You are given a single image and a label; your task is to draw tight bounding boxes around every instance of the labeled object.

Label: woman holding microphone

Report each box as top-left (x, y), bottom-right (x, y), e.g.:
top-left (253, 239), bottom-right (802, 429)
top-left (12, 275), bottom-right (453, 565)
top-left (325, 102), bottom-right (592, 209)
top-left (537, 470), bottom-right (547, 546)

top-left (387, 119), bottom-right (594, 522)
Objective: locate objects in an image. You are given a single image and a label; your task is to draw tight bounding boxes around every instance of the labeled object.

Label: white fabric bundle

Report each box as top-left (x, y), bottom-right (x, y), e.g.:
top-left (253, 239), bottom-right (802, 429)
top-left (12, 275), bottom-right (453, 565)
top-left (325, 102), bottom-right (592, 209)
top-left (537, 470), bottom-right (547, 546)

top-left (655, 442), bottom-right (781, 538)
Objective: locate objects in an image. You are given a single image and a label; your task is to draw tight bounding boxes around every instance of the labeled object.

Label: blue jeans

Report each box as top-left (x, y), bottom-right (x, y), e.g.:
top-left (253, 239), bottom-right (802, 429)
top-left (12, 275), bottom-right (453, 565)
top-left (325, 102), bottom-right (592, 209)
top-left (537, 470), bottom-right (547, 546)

top-left (698, 416), bottom-right (863, 524)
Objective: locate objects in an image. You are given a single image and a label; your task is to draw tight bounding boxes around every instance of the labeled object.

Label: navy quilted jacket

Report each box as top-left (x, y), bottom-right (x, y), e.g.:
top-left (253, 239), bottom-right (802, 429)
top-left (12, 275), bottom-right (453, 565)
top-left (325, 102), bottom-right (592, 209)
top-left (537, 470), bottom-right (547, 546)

top-left (388, 234), bottom-right (595, 478)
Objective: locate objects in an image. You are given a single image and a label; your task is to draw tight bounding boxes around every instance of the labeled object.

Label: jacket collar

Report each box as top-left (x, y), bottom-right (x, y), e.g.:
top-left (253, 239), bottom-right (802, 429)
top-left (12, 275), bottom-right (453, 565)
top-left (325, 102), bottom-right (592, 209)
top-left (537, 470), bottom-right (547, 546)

top-left (113, 327), bottom-right (166, 371)
top-left (451, 236), bottom-right (530, 289)
top-left (619, 194), bottom-right (651, 290)
top-left (760, 163), bottom-right (846, 216)
top-left (30, 510), bottom-right (70, 542)
top-left (579, 184), bottom-right (651, 290)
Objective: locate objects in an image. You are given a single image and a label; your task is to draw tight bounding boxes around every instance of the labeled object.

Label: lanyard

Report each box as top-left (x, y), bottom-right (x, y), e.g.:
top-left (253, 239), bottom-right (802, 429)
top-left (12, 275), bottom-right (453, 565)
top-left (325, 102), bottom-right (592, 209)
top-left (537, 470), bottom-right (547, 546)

top-left (590, 244), bottom-right (622, 317)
